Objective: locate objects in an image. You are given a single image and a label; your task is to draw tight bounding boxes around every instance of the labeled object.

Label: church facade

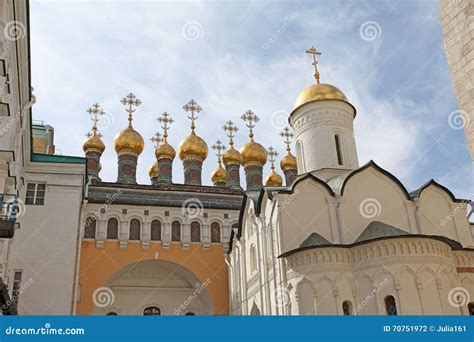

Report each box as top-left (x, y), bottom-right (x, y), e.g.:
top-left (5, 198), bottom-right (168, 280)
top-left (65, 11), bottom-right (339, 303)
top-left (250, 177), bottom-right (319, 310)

top-left (0, 0), bottom-right (473, 317)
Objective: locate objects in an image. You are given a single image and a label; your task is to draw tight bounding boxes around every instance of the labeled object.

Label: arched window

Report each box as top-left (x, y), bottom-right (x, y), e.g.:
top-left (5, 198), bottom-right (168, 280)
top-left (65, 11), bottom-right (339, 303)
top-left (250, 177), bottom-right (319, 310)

top-left (106, 218), bottom-right (118, 239)
top-left (129, 219), bottom-right (141, 241)
top-left (211, 222), bottom-right (221, 243)
top-left (106, 312), bottom-right (117, 316)
top-left (385, 295), bottom-right (397, 315)
top-left (185, 312), bottom-right (195, 316)
top-left (342, 300), bottom-right (353, 315)
top-left (84, 217), bottom-right (96, 239)
top-left (150, 220), bottom-right (161, 241)
top-left (334, 134), bottom-right (343, 165)
top-left (191, 221), bottom-right (201, 242)
top-left (296, 140), bottom-right (305, 171)
top-left (171, 221), bottom-right (181, 242)
top-left (250, 244), bottom-right (257, 273)
top-left (468, 302), bottom-right (474, 316)
top-left (143, 306), bottom-right (161, 315)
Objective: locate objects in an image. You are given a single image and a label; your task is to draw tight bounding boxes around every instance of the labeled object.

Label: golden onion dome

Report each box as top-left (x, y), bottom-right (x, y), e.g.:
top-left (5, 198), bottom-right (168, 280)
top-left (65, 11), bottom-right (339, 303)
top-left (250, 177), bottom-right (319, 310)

top-left (155, 141), bottom-right (176, 160)
top-left (178, 132), bottom-right (208, 161)
top-left (240, 140), bottom-right (267, 167)
top-left (83, 133), bottom-right (105, 154)
top-left (292, 83), bottom-right (355, 115)
top-left (265, 169), bottom-right (283, 187)
top-left (280, 151), bottom-right (297, 172)
top-left (211, 163), bottom-right (227, 185)
top-left (222, 146), bottom-right (242, 166)
top-left (113, 125), bottom-right (144, 155)
top-left (148, 161), bottom-right (159, 178)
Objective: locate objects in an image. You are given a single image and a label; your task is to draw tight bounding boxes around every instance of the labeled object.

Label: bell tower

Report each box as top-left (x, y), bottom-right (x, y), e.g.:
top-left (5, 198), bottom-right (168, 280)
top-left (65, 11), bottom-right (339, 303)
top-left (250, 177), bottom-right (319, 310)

top-left (289, 47), bottom-right (359, 181)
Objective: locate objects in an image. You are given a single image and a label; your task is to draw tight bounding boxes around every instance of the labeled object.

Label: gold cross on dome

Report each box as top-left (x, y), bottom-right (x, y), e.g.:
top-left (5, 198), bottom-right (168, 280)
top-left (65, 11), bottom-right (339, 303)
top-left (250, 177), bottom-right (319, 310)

top-left (305, 46), bottom-right (322, 84)
top-left (211, 139), bottom-right (226, 162)
top-left (157, 112), bottom-right (174, 141)
top-left (183, 99), bottom-right (202, 132)
top-left (223, 120), bottom-right (239, 147)
top-left (87, 103), bottom-right (104, 133)
top-left (86, 131), bottom-right (103, 138)
top-left (280, 127), bottom-right (294, 152)
top-left (150, 132), bottom-right (163, 148)
top-left (267, 146), bottom-right (278, 165)
top-left (240, 110), bottom-right (259, 139)
top-left (121, 93), bottom-right (142, 125)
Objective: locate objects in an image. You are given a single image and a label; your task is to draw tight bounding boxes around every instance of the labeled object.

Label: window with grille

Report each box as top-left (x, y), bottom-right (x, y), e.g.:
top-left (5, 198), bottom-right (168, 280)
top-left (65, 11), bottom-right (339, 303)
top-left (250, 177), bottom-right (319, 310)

top-left (84, 217), bottom-right (97, 239)
top-left (171, 221), bottom-right (181, 242)
top-left (25, 183), bottom-right (45, 205)
top-left (107, 218), bottom-right (119, 239)
top-left (211, 222), bottom-right (221, 243)
top-left (129, 219), bottom-right (141, 241)
top-left (151, 220), bottom-right (161, 241)
top-left (191, 221), bottom-right (201, 242)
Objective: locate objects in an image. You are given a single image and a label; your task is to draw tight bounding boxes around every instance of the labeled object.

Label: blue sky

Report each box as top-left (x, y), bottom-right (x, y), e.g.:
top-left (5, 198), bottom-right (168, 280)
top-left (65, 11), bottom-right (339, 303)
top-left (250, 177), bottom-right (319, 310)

top-left (29, 0), bottom-right (473, 199)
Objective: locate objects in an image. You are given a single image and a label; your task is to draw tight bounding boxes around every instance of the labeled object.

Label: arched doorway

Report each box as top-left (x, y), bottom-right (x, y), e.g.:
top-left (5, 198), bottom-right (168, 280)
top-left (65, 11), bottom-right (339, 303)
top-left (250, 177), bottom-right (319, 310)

top-left (93, 259), bottom-right (213, 315)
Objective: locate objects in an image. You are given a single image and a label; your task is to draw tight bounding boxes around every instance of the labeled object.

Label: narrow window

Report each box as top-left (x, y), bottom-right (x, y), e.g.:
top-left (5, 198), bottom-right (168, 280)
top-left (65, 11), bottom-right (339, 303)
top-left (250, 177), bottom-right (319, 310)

top-left (171, 221), bottom-right (181, 242)
top-left (185, 312), bottom-right (195, 316)
top-left (335, 134), bottom-right (343, 165)
top-left (25, 183), bottom-right (45, 205)
top-left (191, 221), bottom-right (201, 242)
top-left (106, 218), bottom-right (119, 239)
top-left (129, 219), bottom-right (141, 241)
top-left (12, 271), bottom-right (23, 303)
top-left (151, 220), bottom-right (161, 241)
top-left (211, 222), bottom-right (221, 243)
top-left (250, 245), bottom-right (257, 273)
top-left (84, 217), bottom-right (97, 239)
top-left (342, 300), bottom-right (353, 315)
top-left (385, 295), bottom-right (397, 315)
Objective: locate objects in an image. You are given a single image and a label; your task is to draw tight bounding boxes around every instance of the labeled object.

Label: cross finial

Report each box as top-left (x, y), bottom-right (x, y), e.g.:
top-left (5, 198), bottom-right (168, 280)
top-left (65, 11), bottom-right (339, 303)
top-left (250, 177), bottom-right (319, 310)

top-left (267, 146), bottom-right (278, 169)
top-left (280, 127), bottom-right (294, 153)
top-left (183, 99), bottom-right (202, 133)
top-left (86, 131), bottom-right (103, 138)
top-left (223, 120), bottom-right (239, 147)
top-left (87, 103), bottom-right (104, 135)
top-left (211, 139), bottom-right (226, 164)
top-left (305, 46), bottom-right (322, 84)
top-left (150, 132), bottom-right (163, 148)
top-left (240, 110), bottom-right (259, 140)
top-left (121, 93), bottom-right (142, 126)
top-left (157, 112), bottom-right (174, 142)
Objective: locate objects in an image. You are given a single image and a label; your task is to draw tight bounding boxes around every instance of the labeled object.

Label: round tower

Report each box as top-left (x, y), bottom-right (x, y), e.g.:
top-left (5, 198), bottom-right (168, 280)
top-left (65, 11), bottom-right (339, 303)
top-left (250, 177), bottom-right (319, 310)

top-left (83, 103), bottom-right (106, 182)
top-left (289, 47), bottom-right (358, 180)
top-left (222, 120), bottom-right (242, 189)
top-left (155, 112), bottom-right (176, 184)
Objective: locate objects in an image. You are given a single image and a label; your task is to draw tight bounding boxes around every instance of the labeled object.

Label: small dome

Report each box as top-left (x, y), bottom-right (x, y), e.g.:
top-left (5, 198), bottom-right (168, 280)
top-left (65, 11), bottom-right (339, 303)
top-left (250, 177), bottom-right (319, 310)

top-left (222, 146), bottom-right (242, 166)
top-left (156, 141), bottom-right (176, 160)
top-left (280, 151), bottom-right (297, 171)
top-left (293, 83), bottom-right (354, 112)
top-left (148, 161), bottom-right (158, 178)
top-left (211, 163), bottom-right (227, 185)
top-left (113, 125), bottom-right (144, 155)
top-left (178, 132), bottom-right (208, 161)
top-left (83, 133), bottom-right (105, 154)
top-left (240, 140), bottom-right (267, 167)
top-left (265, 169), bottom-right (283, 187)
